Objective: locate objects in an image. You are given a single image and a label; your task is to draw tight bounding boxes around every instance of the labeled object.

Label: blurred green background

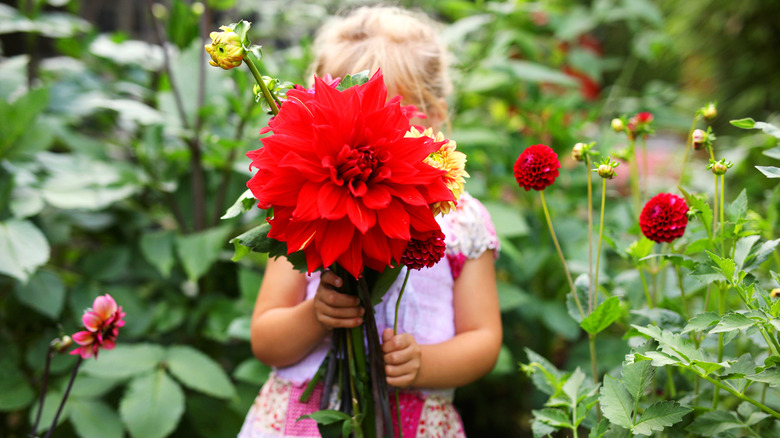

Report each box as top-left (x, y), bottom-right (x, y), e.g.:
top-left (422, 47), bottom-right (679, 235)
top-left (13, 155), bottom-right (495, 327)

top-left (1, 0), bottom-right (779, 437)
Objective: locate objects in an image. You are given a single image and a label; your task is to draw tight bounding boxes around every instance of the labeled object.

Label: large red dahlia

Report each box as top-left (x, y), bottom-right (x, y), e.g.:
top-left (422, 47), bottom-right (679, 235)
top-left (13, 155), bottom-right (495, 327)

top-left (513, 144), bottom-right (561, 191)
top-left (639, 193), bottom-right (689, 243)
top-left (247, 71), bottom-right (453, 279)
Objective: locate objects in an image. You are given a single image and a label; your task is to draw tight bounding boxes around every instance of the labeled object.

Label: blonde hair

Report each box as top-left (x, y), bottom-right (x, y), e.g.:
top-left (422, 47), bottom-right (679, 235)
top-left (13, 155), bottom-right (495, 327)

top-left (311, 6), bottom-right (452, 126)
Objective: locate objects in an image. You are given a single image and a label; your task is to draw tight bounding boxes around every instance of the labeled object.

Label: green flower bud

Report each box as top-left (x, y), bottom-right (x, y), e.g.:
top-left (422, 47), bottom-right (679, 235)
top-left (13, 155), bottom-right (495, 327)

top-left (611, 118), bottom-right (624, 132)
top-left (597, 163), bottom-right (616, 179)
top-left (702, 103), bottom-right (717, 120)
top-left (692, 129), bottom-right (706, 150)
top-left (571, 142), bottom-right (587, 162)
top-left (711, 162), bottom-right (728, 175)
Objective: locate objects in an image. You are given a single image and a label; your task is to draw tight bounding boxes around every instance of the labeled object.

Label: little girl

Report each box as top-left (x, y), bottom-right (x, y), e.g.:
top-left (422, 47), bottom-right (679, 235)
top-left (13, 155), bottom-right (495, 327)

top-left (238, 7), bottom-right (502, 438)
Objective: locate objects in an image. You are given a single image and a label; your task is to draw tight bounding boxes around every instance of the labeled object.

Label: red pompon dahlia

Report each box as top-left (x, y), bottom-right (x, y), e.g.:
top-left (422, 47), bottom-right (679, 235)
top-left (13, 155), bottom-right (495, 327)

top-left (400, 230), bottom-right (446, 271)
top-left (70, 294), bottom-right (125, 359)
top-left (513, 144), bottom-right (561, 191)
top-left (247, 70), bottom-right (453, 279)
top-left (639, 193), bottom-right (689, 243)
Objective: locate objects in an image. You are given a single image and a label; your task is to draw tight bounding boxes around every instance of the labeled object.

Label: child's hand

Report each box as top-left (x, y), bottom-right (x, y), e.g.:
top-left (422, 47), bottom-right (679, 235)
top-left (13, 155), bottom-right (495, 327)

top-left (381, 328), bottom-right (421, 388)
top-left (313, 271), bottom-right (364, 330)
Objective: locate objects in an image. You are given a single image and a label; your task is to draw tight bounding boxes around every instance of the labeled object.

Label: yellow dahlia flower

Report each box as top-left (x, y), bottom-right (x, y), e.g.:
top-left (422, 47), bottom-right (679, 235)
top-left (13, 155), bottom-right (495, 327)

top-left (205, 27), bottom-right (245, 70)
top-left (406, 127), bottom-right (469, 216)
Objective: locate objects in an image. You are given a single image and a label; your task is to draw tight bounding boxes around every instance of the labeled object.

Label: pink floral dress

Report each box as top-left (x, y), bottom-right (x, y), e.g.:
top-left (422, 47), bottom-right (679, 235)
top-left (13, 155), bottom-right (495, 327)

top-left (238, 192), bottom-right (499, 438)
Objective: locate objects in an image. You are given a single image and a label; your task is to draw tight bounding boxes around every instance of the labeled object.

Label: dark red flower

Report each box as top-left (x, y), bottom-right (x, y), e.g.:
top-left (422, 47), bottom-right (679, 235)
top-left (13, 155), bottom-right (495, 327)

top-left (513, 144), bottom-right (561, 191)
top-left (70, 294), bottom-right (125, 359)
top-left (247, 70), bottom-right (452, 279)
top-left (627, 112), bottom-right (654, 139)
top-left (400, 230), bottom-right (446, 271)
top-left (639, 193), bottom-right (689, 243)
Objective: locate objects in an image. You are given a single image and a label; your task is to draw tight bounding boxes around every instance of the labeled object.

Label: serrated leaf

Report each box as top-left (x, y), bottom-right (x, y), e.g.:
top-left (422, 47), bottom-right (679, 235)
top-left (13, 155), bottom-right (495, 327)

top-left (730, 118), bottom-right (756, 129)
top-left (533, 408), bottom-right (572, 428)
top-left (166, 345), bottom-right (235, 399)
top-left (522, 348), bottom-right (563, 395)
top-left (685, 410), bottom-right (742, 435)
top-left (562, 368), bottom-right (586, 405)
top-left (70, 399), bottom-right (124, 438)
top-left (81, 344), bottom-right (165, 379)
top-left (221, 189), bottom-right (257, 219)
top-left (580, 296), bottom-right (621, 335)
top-left (636, 351), bottom-right (679, 367)
top-left (140, 230), bottom-right (175, 277)
top-left (706, 251), bottom-right (736, 283)
top-left (757, 166), bottom-right (780, 178)
top-left (682, 312), bottom-right (720, 333)
top-left (679, 187), bottom-right (712, 237)
top-left (744, 238), bottom-right (780, 270)
top-left (531, 418), bottom-right (557, 438)
top-left (746, 367), bottom-right (780, 386)
top-left (632, 401), bottom-right (692, 436)
top-left (119, 370), bottom-right (184, 438)
top-left (600, 375), bottom-right (633, 429)
top-left (621, 361), bottom-right (655, 404)
top-left (754, 121), bottom-right (780, 139)
top-left (734, 235), bottom-right (761, 270)
top-left (709, 312), bottom-right (756, 334)
top-left (727, 189), bottom-right (748, 223)
top-left (589, 419), bottom-right (610, 438)
top-left (626, 238), bottom-right (654, 260)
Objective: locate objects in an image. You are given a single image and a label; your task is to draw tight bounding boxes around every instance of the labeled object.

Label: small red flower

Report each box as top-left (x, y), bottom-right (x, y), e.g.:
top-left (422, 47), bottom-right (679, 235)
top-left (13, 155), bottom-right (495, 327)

top-left (627, 112), bottom-right (654, 139)
top-left (400, 230), bottom-right (446, 271)
top-left (639, 193), bottom-right (689, 243)
top-left (70, 294), bottom-right (125, 359)
top-left (513, 144), bottom-right (561, 191)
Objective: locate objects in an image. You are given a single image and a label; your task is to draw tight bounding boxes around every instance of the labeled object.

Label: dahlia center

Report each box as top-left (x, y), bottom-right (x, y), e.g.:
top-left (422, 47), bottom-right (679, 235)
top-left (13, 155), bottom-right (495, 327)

top-left (331, 144), bottom-right (379, 197)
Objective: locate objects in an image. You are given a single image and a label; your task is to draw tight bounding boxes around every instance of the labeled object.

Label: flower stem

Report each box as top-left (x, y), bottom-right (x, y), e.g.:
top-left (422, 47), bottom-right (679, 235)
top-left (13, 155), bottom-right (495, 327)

top-left (628, 137), bottom-right (641, 216)
top-left (678, 116), bottom-right (700, 186)
top-left (30, 346), bottom-right (54, 437)
top-left (638, 266), bottom-right (653, 308)
top-left (244, 56), bottom-right (279, 115)
top-left (393, 269), bottom-right (411, 438)
top-left (640, 136), bottom-right (648, 201)
top-left (43, 356), bottom-right (83, 438)
top-left (594, 178), bottom-right (607, 309)
top-left (539, 190), bottom-right (583, 318)
top-left (588, 334), bottom-right (598, 385)
top-left (713, 286), bottom-right (725, 409)
top-left (698, 372), bottom-right (780, 420)
top-left (720, 175), bottom-right (726, 256)
top-left (345, 331), bottom-right (364, 438)
top-left (586, 155), bottom-right (594, 313)
top-left (674, 265), bottom-right (690, 320)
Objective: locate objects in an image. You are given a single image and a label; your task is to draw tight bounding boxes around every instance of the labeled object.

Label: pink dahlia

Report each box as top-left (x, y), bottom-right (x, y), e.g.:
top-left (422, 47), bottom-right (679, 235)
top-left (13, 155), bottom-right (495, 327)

top-left (70, 294), bottom-right (125, 359)
top-left (247, 70), bottom-right (453, 279)
top-left (513, 144), bottom-right (561, 191)
top-left (627, 111), bottom-right (654, 139)
top-left (639, 193), bottom-right (689, 243)
top-left (400, 230), bottom-right (446, 271)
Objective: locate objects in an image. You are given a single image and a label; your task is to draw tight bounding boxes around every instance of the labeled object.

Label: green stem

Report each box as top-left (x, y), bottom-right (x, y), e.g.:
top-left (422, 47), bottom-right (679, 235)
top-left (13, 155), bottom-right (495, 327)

top-left (665, 367), bottom-right (677, 399)
top-left (539, 190), bottom-right (583, 318)
top-left (586, 155), bottom-right (594, 314)
top-left (641, 136), bottom-right (648, 201)
top-left (393, 269), bottom-right (411, 438)
top-left (345, 332), bottom-right (364, 438)
top-left (713, 174), bottom-right (719, 240)
top-left (678, 116), bottom-right (700, 186)
top-left (43, 357), bottom-right (83, 438)
top-left (31, 346), bottom-right (54, 436)
top-left (698, 373), bottom-right (780, 420)
top-left (720, 174), bottom-right (726, 257)
top-left (594, 178), bottom-right (607, 312)
top-left (628, 137), bottom-right (641, 215)
top-left (588, 334), bottom-right (598, 385)
top-left (244, 56), bottom-right (279, 116)
top-left (638, 266), bottom-right (653, 308)
top-left (713, 286), bottom-right (725, 409)
top-left (674, 265), bottom-right (690, 320)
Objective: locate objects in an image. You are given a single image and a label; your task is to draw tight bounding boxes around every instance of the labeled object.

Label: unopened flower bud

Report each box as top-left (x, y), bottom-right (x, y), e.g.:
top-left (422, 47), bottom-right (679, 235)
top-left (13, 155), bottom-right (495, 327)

top-left (711, 161), bottom-right (728, 175)
top-left (686, 208), bottom-right (699, 221)
top-left (51, 335), bottom-right (73, 354)
top-left (597, 164), bottom-right (616, 179)
top-left (205, 27), bottom-right (245, 70)
top-left (702, 103), bottom-right (717, 120)
top-left (611, 118), bottom-right (624, 132)
top-left (771, 288), bottom-right (780, 298)
top-left (572, 143), bottom-right (587, 162)
top-left (151, 3), bottom-right (167, 19)
top-left (692, 129), bottom-right (706, 150)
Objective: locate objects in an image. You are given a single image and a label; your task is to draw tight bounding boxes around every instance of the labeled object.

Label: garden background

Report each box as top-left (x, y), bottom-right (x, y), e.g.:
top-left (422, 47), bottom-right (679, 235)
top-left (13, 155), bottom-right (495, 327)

top-left (2, 0), bottom-right (780, 437)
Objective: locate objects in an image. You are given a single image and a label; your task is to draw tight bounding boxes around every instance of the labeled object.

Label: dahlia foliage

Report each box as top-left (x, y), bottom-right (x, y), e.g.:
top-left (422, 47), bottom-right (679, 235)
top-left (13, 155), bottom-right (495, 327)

top-left (513, 144), bottom-right (561, 191)
top-left (70, 294), bottom-right (126, 359)
top-left (639, 193), bottom-right (689, 243)
top-left (247, 71), bottom-right (455, 279)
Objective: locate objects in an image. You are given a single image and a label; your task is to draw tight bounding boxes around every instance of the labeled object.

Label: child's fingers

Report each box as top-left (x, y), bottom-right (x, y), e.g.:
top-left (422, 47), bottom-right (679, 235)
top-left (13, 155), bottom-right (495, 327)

top-left (317, 313), bottom-right (363, 329)
top-left (381, 331), bottom-right (412, 354)
top-left (318, 287), bottom-right (361, 308)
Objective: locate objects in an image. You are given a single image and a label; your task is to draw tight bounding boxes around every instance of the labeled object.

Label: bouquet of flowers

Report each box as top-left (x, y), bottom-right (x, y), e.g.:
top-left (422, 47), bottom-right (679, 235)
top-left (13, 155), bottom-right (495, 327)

top-left (208, 21), bottom-right (466, 437)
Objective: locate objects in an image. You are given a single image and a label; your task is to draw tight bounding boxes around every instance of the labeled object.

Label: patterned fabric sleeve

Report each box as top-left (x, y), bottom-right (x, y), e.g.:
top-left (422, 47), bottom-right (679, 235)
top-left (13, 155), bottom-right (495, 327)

top-left (442, 192), bottom-right (499, 279)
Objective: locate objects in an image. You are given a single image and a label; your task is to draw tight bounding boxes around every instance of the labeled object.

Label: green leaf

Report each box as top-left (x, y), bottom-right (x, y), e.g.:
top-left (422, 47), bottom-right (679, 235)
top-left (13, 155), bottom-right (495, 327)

top-left (682, 312), bottom-right (721, 333)
top-left (589, 419), bottom-right (610, 438)
top-left (562, 368), bottom-right (586, 405)
top-left (233, 359), bottom-right (271, 385)
top-left (744, 238), bottom-right (780, 270)
top-left (226, 316), bottom-right (251, 341)
top-left (621, 361), bottom-right (655, 405)
top-left (13, 269), bottom-right (65, 319)
top-left (727, 189), bottom-right (748, 223)
top-left (483, 201), bottom-right (529, 237)
top-left (746, 367), bottom-right (780, 386)
top-left (756, 166), bottom-right (780, 178)
top-left (632, 401), bottom-right (692, 436)
top-left (709, 312), bottom-right (756, 334)
top-left (176, 225), bottom-right (233, 281)
top-left (730, 117), bottom-right (756, 129)
top-left (368, 265), bottom-right (402, 306)
top-left (580, 296), bottom-right (621, 335)
top-left (679, 188), bottom-right (713, 237)
top-left (754, 121), bottom-right (780, 139)
top-left (497, 282), bottom-right (532, 312)
top-left (636, 351), bottom-right (679, 367)
top-left (0, 358), bottom-right (35, 411)
top-left (0, 87), bottom-right (49, 157)
top-left (119, 370), bottom-right (185, 438)
top-left (81, 344), bottom-right (165, 379)
top-left (733, 235), bottom-right (761, 270)
top-left (533, 408), bottom-right (572, 428)
top-left (337, 70), bottom-right (371, 90)
top-left (28, 390), bottom-right (68, 434)
top-left (69, 399), bottom-right (124, 438)
top-left (0, 219), bottom-right (50, 282)
top-left (506, 60), bottom-right (578, 86)
top-left (166, 345), bottom-right (236, 399)
top-left (221, 189), bottom-right (257, 220)
top-left (599, 375), bottom-right (633, 429)
top-left (140, 230), bottom-right (175, 277)
top-left (706, 251), bottom-right (736, 284)
top-left (522, 348), bottom-right (563, 396)
top-left (626, 238), bottom-right (654, 260)
top-left (531, 418), bottom-right (557, 438)
top-left (764, 146), bottom-right (780, 160)
top-left (685, 410), bottom-right (742, 435)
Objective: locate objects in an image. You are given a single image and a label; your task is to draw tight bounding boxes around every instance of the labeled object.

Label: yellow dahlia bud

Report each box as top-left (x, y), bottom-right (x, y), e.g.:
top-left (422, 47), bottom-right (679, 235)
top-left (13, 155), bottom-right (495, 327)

top-left (701, 103), bottom-right (717, 121)
top-left (771, 288), bottom-right (780, 298)
top-left (205, 27), bottom-right (245, 70)
top-left (406, 127), bottom-right (469, 216)
top-left (611, 118), bottom-right (624, 132)
top-left (571, 143), bottom-right (587, 162)
top-left (597, 164), bottom-right (615, 179)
